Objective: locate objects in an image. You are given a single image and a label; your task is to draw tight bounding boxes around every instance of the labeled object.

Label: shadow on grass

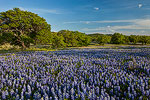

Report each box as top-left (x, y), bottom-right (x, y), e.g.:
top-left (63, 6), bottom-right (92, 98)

top-left (0, 48), bottom-right (57, 54)
top-left (0, 49), bottom-right (22, 54)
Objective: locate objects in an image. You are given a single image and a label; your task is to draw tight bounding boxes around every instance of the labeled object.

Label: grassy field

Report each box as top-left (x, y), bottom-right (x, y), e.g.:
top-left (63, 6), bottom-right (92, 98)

top-left (68, 44), bottom-right (150, 49)
top-left (0, 43), bottom-right (150, 54)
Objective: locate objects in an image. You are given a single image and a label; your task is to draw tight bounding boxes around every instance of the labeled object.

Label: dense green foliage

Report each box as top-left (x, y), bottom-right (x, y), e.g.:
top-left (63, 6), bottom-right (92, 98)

top-left (138, 35), bottom-right (150, 45)
top-left (52, 30), bottom-right (91, 48)
top-left (0, 8), bottom-right (150, 49)
top-left (0, 8), bottom-right (51, 49)
top-left (0, 8), bottom-right (91, 49)
top-left (97, 34), bottom-right (111, 45)
top-left (129, 35), bottom-right (139, 44)
top-left (88, 33), bottom-right (112, 43)
top-left (89, 33), bottom-right (150, 45)
top-left (111, 33), bottom-right (126, 44)
top-left (51, 32), bottom-right (66, 48)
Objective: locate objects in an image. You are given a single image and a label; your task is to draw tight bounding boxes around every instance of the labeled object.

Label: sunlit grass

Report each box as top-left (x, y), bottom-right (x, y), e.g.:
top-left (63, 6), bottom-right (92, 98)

top-left (0, 43), bottom-right (150, 54)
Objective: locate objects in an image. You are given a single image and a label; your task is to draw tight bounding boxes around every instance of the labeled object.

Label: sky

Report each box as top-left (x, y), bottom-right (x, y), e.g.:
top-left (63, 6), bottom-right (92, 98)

top-left (0, 0), bottom-right (150, 35)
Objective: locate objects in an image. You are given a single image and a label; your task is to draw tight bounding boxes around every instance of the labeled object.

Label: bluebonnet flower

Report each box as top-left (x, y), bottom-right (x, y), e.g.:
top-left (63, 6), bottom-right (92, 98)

top-left (10, 89), bottom-right (15, 96)
top-left (65, 93), bottom-right (69, 99)
top-left (80, 92), bottom-right (85, 100)
top-left (71, 94), bottom-right (75, 100)
top-left (20, 96), bottom-right (24, 100)
top-left (43, 93), bottom-right (49, 100)
top-left (2, 91), bottom-right (6, 99)
top-left (58, 89), bottom-right (62, 100)
top-left (15, 94), bottom-right (20, 100)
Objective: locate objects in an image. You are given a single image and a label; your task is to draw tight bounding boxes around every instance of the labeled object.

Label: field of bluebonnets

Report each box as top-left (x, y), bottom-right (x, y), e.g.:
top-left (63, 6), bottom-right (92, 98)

top-left (0, 48), bottom-right (150, 100)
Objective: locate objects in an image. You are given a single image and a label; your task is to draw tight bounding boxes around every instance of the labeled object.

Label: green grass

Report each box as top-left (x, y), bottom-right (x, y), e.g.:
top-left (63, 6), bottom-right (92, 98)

top-left (0, 43), bottom-right (150, 54)
top-left (66, 43), bottom-right (150, 49)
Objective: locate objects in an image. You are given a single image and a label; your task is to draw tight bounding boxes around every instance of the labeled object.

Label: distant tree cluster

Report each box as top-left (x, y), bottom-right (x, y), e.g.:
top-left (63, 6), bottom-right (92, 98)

top-left (88, 33), bottom-right (112, 44)
top-left (89, 33), bottom-right (150, 45)
top-left (52, 30), bottom-right (91, 48)
top-left (0, 8), bottom-right (150, 49)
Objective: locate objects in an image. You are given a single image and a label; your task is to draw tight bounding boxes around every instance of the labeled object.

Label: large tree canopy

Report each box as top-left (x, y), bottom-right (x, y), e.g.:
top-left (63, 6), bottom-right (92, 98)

top-left (0, 8), bottom-right (51, 49)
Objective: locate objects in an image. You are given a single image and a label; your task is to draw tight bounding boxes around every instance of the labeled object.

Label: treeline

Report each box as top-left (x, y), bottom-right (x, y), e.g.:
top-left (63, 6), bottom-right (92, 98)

top-left (0, 8), bottom-right (90, 49)
top-left (0, 8), bottom-right (150, 49)
top-left (88, 33), bottom-right (150, 45)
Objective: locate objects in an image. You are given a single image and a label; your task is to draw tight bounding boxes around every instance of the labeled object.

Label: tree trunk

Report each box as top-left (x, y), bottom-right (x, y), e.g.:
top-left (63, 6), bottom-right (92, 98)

top-left (21, 41), bottom-right (26, 50)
